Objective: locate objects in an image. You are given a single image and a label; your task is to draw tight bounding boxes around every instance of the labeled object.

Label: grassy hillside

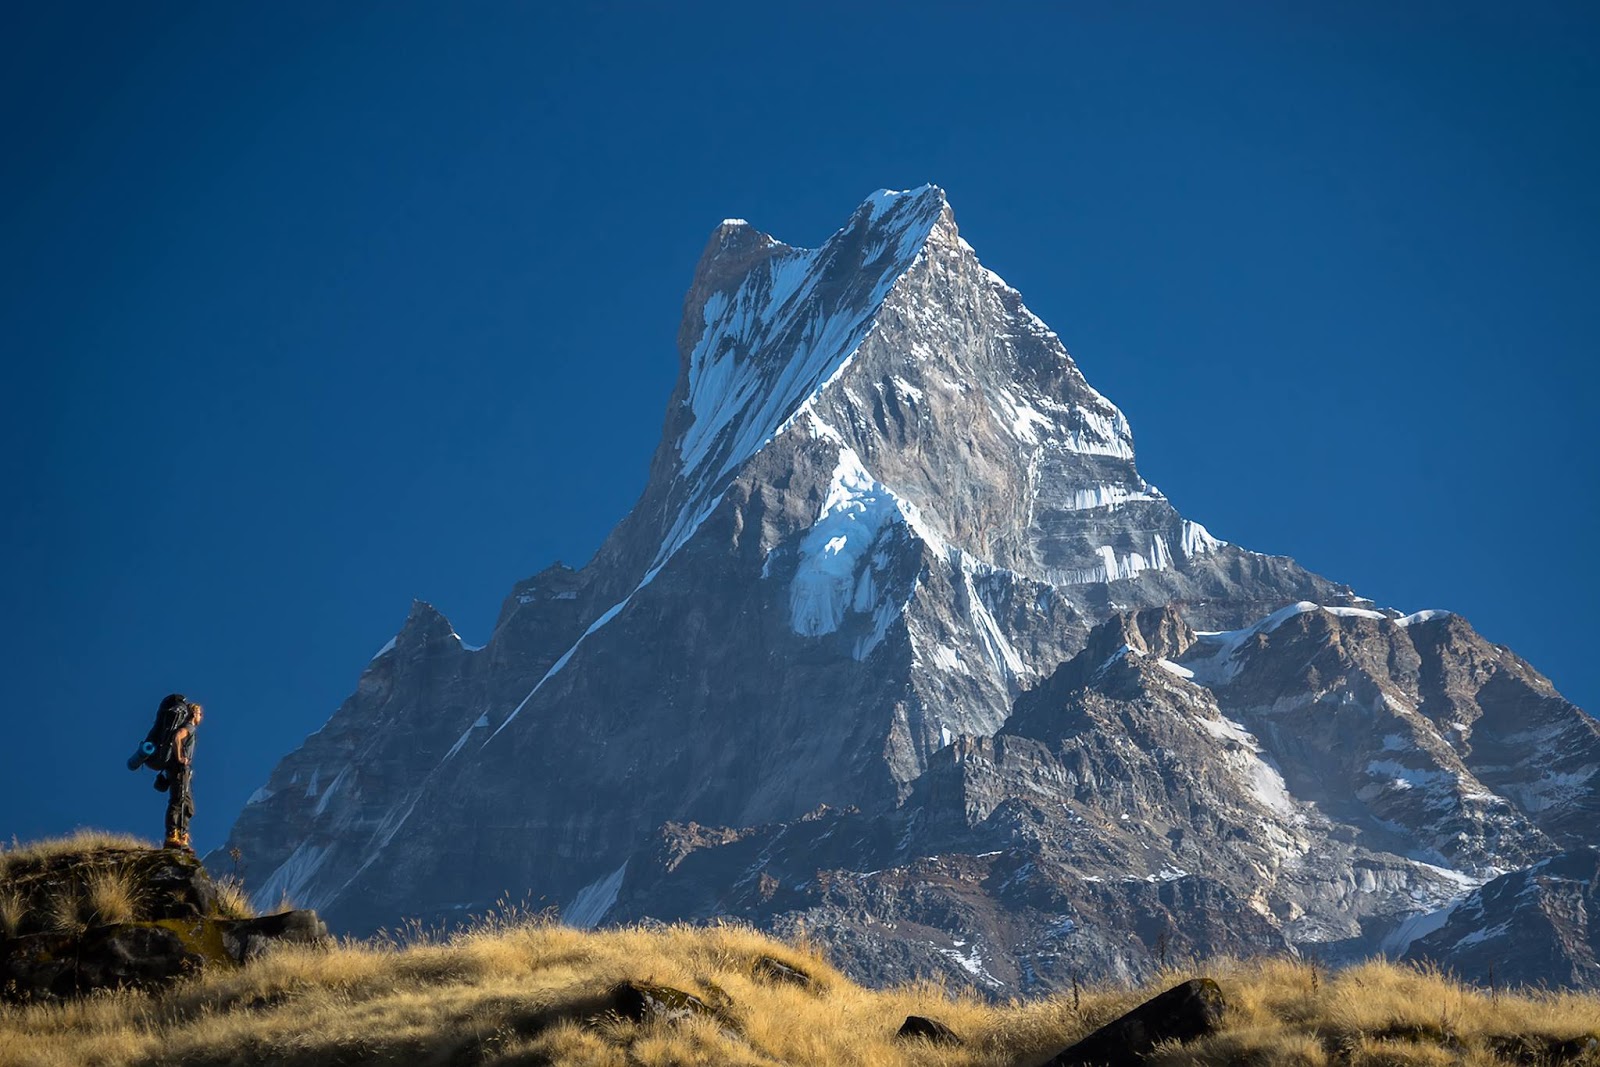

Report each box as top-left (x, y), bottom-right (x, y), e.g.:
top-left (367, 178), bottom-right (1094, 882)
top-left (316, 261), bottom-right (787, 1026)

top-left (2, 836), bottom-right (1598, 1066)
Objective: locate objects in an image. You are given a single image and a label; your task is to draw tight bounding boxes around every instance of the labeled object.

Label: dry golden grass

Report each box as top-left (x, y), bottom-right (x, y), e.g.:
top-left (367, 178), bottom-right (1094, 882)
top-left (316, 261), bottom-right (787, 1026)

top-left (84, 868), bottom-right (142, 927)
top-left (1147, 957), bottom-right (1600, 1067)
top-left (2, 831), bottom-right (162, 937)
top-left (211, 877), bottom-right (256, 921)
top-left (44, 885), bottom-right (91, 936)
top-left (0, 829), bottom-right (152, 876)
top-left (1, 915), bottom-right (1596, 1067)
top-left (0, 889), bottom-right (24, 938)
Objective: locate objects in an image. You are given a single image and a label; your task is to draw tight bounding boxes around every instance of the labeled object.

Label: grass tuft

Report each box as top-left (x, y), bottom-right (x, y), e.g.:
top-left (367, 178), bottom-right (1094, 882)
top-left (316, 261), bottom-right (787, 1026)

top-left (213, 876), bottom-right (256, 921)
top-left (84, 867), bottom-right (141, 926)
top-left (45, 886), bottom-right (89, 936)
top-left (0, 890), bottom-right (24, 938)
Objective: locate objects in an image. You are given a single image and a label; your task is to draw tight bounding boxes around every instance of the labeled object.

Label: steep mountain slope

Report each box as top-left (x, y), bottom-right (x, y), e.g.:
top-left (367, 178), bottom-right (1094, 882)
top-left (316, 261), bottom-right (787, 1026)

top-left (605, 605), bottom-right (1598, 990)
top-left (217, 188), bottom-right (1597, 991)
top-left (1403, 847), bottom-right (1600, 988)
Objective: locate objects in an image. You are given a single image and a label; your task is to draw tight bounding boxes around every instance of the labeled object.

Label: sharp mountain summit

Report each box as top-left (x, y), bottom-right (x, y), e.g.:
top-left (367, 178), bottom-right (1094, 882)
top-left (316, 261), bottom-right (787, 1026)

top-left (215, 187), bottom-right (1600, 992)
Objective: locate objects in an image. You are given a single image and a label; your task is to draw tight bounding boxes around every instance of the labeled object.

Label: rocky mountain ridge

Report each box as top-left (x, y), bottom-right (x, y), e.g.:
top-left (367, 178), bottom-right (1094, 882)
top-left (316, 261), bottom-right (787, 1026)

top-left (216, 186), bottom-right (1598, 991)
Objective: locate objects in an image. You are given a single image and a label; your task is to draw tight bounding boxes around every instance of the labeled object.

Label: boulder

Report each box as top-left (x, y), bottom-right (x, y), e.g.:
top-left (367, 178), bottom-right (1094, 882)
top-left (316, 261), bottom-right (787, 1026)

top-left (1487, 1033), bottom-right (1600, 1066)
top-left (0, 911), bottom-right (331, 1002)
top-left (219, 910), bottom-right (330, 963)
top-left (752, 955), bottom-right (812, 987)
top-left (606, 981), bottom-right (720, 1025)
top-left (1, 847), bottom-right (218, 935)
top-left (0, 844), bottom-right (331, 1002)
top-left (897, 1015), bottom-right (961, 1044)
top-left (1044, 978), bottom-right (1225, 1067)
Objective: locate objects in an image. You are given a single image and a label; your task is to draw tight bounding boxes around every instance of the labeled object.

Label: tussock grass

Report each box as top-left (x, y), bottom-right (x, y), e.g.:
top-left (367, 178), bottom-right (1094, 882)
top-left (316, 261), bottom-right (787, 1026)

top-left (84, 868), bottom-right (142, 927)
top-left (0, 830), bottom-right (152, 876)
top-left (0, 889), bottom-right (24, 937)
top-left (2, 914), bottom-right (1596, 1067)
top-left (2, 832), bottom-right (162, 937)
top-left (45, 886), bottom-right (90, 936)
top-left (1147, 957), bottom-right (1600, 1067)
top-left (211, 878), bottom-right (255, 921)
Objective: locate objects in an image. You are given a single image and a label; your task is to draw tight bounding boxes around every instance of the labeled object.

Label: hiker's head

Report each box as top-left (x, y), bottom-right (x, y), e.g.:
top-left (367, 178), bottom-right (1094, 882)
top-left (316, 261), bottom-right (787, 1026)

top-left (189, 702), bottom-right (204, 725)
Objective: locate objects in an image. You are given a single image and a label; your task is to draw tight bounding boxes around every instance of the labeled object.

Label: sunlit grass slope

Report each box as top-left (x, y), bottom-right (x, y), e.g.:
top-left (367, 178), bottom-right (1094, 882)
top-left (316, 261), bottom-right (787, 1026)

top-left (4, 901), bottom-right (1598, 1067)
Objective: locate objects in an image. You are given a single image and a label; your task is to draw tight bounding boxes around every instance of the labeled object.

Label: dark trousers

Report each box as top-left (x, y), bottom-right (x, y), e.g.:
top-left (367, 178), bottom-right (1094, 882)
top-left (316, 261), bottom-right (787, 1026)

top-left (165, 764), bottom-right (194, 839)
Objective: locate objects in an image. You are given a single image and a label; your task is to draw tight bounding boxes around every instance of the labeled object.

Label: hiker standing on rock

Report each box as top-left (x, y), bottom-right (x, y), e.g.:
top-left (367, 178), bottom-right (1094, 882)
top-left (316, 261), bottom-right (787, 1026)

top-left (127, 694), bottom-right (203, 852)
top-left (163, 701), bottom-right (202, 851)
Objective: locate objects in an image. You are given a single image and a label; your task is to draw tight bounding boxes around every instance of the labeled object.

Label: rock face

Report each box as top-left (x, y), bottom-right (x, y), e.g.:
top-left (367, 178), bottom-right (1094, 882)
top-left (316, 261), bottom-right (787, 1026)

top-left (217, 187), bottom-right (1599, 991)
top-left (0, 844), bottom-right (329, 1000)
top-left (1403, 847), bottom-right (1600, 989)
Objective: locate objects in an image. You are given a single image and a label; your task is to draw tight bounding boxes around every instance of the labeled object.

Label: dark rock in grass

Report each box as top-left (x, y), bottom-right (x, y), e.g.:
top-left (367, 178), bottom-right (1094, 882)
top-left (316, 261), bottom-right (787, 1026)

top-left (1044, 978), bottom-right (1225, 1067)
top-left (219, 910), bottom-right (330, 963)
top-left (1371, 1022), bottom-right (1462, 1054)
top-left (1487, 1033), bottom-right (1600, 1065)
top-left (752, 954), bottom-right (812, 987)
top-left (0, 921), bottom-right (209, 1004)
top-left (2, 922), bottom-right (199, 1000)
top-left (607, 981), bottom-right (720, 1025)
top-left (897, 1015), bottom-right (961, 1044)
top-left (0, 910), bottom-right (331, 1002)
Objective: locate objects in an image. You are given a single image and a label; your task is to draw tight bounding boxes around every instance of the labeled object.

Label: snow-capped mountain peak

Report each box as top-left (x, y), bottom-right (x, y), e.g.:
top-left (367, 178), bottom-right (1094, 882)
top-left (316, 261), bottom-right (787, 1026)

top-left (668, 187), bottom-right (949, 551)
top-left (218, 188), bottom-right (1597, 995)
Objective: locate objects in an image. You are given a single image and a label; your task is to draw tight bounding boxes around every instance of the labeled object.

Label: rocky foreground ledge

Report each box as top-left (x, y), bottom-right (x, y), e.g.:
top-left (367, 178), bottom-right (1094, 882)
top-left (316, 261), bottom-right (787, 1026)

top-left (0, 834), bottom-right (327, 1001)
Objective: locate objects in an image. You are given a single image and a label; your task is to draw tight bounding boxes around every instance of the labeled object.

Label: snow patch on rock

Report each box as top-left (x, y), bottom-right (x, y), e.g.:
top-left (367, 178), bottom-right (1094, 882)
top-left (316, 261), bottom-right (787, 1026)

top-left (1056, 537), bottom-right (1175, 585)
top-left (253, 840), bottom-right (330, 913)
top-left (1180, 519), bottom-right (1224, 557)
top-left (671, 187), bottom-right (946, 578)
top-left (1398, 610), bottom-right (1454, 626)
top-left (1061, 484), bottom-right (1160, 511)
top-left (566, 862), bottom-right (628, 929)
top-left (313, 766), bottom-right (349, 817)
top-left (791, 448), bottom-right (907, 637)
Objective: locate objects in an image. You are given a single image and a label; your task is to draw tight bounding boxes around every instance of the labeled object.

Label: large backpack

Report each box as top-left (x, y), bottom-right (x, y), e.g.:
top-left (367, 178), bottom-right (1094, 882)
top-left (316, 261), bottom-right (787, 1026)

top-left (128, 694), bottom-right (191, 772)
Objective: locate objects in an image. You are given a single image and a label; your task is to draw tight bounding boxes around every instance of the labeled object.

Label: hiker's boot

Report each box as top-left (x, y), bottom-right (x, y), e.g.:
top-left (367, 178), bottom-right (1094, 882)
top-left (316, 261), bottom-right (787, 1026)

top-left (165, 831), bottom-right (192, 853)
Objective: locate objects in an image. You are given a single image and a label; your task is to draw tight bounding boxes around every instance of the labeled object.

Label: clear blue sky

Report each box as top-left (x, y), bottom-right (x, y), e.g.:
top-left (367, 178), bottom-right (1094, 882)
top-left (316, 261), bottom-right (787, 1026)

top-left (4, 3), bottom-right (1596, 853)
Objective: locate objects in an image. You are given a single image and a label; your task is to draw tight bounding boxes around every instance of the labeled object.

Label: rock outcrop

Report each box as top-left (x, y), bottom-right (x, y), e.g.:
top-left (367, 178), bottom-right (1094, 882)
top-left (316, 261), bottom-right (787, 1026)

top-left (1403, 847), bottom-right (1600, 989)
top-left (0, 840), bottom-right (329, 1001)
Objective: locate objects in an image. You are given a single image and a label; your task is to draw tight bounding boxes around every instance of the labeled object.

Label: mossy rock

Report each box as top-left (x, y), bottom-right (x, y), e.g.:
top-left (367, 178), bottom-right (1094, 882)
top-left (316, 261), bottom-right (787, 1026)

top-left (1, 846), bottom-right (217, 936)
top-left (1, 844), bottom-right (329, 1002)
top-left (2, 915), bottom-right (328, 1004)
top-left (0, 911), bottom-right (329, 1002)
top-left (2, 922), bottom-right (202, 1000)
top-left (606, 981), bottom-right (729, 1027)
